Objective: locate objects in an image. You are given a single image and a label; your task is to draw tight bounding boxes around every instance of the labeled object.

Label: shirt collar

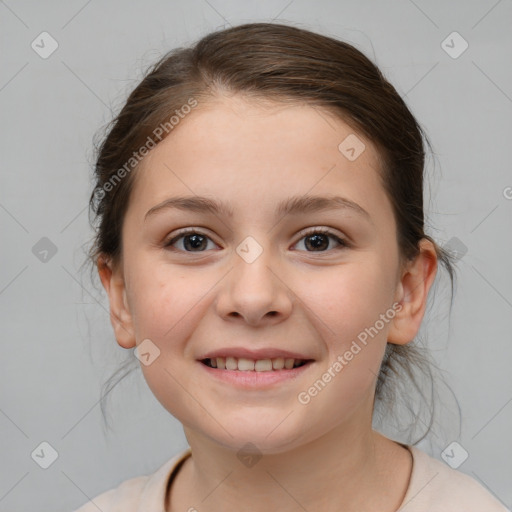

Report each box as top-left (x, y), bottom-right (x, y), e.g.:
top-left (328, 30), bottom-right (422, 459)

top-left (137, 446), bottom-right (192, 512)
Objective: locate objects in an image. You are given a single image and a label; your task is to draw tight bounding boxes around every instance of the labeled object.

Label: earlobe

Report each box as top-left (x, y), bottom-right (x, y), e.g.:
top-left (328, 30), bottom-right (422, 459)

top-left (387, 239), bottom-right (438, 346)
top-left (97, 255), bottom-right (136, 349)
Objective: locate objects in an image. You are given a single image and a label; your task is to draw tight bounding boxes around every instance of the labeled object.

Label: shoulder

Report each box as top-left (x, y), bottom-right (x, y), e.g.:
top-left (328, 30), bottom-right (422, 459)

top-left (71, 448), bottom-right (192, 512)
top-left (399, 446), bottom-right (508, 512)
top-left (72, 475), bottom-right (147, 512)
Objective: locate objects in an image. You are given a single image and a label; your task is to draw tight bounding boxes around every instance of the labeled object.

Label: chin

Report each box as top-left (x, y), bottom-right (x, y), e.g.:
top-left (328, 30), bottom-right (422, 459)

top-left (201, 421), bottom-right (309, 456)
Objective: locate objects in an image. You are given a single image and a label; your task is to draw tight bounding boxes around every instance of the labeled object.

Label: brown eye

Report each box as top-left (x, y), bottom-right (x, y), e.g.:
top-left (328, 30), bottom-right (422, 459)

top-left (165, 230), bottom-right (217, 252)
top-left (294, 229), bottom-right (348, 252)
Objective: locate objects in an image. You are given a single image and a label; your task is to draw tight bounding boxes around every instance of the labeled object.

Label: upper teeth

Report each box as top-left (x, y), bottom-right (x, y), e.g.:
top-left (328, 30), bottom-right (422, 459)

top-left (209, 357), bottom-right (304, 371)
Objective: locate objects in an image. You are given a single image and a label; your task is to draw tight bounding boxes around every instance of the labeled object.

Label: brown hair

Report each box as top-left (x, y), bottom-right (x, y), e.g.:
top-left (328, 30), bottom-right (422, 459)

top-left (86, 22), bottom-right (456, 441)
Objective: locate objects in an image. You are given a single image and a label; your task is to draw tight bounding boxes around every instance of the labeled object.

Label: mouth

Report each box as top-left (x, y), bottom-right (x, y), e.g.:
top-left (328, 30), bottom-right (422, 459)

top-left (198, 356), bottom-right (315, 388)
top-left (200, 356), bottom-right (313, 371)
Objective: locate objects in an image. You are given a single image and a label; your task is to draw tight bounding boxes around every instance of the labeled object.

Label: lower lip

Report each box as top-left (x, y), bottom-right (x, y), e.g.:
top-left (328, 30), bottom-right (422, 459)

top-left (197, 360), bottom-right (314, 388)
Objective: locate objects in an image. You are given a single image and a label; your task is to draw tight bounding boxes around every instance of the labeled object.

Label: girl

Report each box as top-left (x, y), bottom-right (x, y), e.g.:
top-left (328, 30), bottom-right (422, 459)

top-left (74, 23), bottom-right (507, 512)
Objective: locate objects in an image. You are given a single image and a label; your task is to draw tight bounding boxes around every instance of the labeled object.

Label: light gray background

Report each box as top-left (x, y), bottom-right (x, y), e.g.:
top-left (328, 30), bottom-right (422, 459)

top-left (1, 1), bottom-right (511, 510)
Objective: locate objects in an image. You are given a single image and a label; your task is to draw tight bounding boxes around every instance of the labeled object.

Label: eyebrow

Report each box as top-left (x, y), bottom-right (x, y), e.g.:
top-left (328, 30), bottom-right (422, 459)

top-left (144, 195), bottom-right (372, 223)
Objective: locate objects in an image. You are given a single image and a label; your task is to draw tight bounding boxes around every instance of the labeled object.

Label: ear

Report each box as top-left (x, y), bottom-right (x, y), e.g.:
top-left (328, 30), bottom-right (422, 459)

top-left (387, 238), bottom-right (438, 345)
top-left (97, 255), bottom-right (136, 349)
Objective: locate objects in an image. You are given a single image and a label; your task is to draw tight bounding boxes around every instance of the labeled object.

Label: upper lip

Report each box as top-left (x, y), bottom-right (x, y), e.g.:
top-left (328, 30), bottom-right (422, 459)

top-left (198, 347), bottom-right (314, 361)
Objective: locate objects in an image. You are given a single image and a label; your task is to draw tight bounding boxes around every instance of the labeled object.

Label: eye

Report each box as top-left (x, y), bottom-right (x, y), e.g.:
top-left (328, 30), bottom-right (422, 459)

top-left (164, 227), bottom-right (348, 253)
top-left (164, 229), bottom-right (218, 252)
top-left (293, 228), bottom-right (348, 252)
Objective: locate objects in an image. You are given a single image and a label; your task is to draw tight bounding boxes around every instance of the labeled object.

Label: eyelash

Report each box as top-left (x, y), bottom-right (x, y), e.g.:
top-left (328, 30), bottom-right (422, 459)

top-left (163, 227), bottom-right (349, 253)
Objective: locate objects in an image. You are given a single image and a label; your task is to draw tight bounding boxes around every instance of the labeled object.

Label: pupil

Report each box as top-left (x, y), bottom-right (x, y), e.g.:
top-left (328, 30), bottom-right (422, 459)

top-left (185, 234), bottom-right (206, 251)
top-left (306, 234), bottom-right (328, 251)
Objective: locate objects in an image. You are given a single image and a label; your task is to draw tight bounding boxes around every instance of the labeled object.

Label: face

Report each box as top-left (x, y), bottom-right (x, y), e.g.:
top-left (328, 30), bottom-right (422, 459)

top-left (101, 95), bottom-right (432, 454)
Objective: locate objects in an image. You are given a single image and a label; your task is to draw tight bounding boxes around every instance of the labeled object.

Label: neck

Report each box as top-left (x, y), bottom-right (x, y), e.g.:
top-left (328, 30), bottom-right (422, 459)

top-left (168, 419), bottom-right (412, 512)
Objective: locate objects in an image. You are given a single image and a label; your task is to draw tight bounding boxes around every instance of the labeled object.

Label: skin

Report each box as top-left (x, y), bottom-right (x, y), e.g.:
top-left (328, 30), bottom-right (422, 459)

top-left (98, 94), bottom-right (438, 512)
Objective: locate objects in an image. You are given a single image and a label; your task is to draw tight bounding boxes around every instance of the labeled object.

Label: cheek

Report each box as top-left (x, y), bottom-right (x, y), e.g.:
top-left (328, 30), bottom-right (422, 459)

top-left (296, 263), bottom-right (393, 418)
top-left (300, 257), bottom-right (397, 339)
top-left (127, 261), bottom-right (207, 345)
top-left (128, 270), bottom-right (209, 416)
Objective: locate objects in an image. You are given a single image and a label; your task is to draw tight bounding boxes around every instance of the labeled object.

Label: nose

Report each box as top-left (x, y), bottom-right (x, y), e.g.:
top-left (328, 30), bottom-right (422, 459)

top-left (215, 247), bottom-right (293, 326)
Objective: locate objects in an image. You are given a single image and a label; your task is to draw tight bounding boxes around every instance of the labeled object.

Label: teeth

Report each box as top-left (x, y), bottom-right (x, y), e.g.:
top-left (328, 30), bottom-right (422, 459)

top-left (238, 357), bottom-right (255, 371)
top-left (284, 358), bottom-right (294, 369)
top-left (254, 359), bottom-right (272, 371)
top-left (209, 357), bottom-right (307, 371)
top-left (226, 357), bottom-right (238, 370)
top-left (272, 357), bottom-right (284, 370)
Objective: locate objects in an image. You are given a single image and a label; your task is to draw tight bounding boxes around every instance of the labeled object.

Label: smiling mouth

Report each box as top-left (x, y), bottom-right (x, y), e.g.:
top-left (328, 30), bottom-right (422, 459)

top-left (200, 357), bottom-right (312, 371)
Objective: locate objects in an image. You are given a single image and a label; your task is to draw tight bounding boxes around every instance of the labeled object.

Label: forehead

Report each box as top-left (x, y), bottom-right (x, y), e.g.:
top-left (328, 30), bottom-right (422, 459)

top-left (127, 95), bottom-right (392, 226)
